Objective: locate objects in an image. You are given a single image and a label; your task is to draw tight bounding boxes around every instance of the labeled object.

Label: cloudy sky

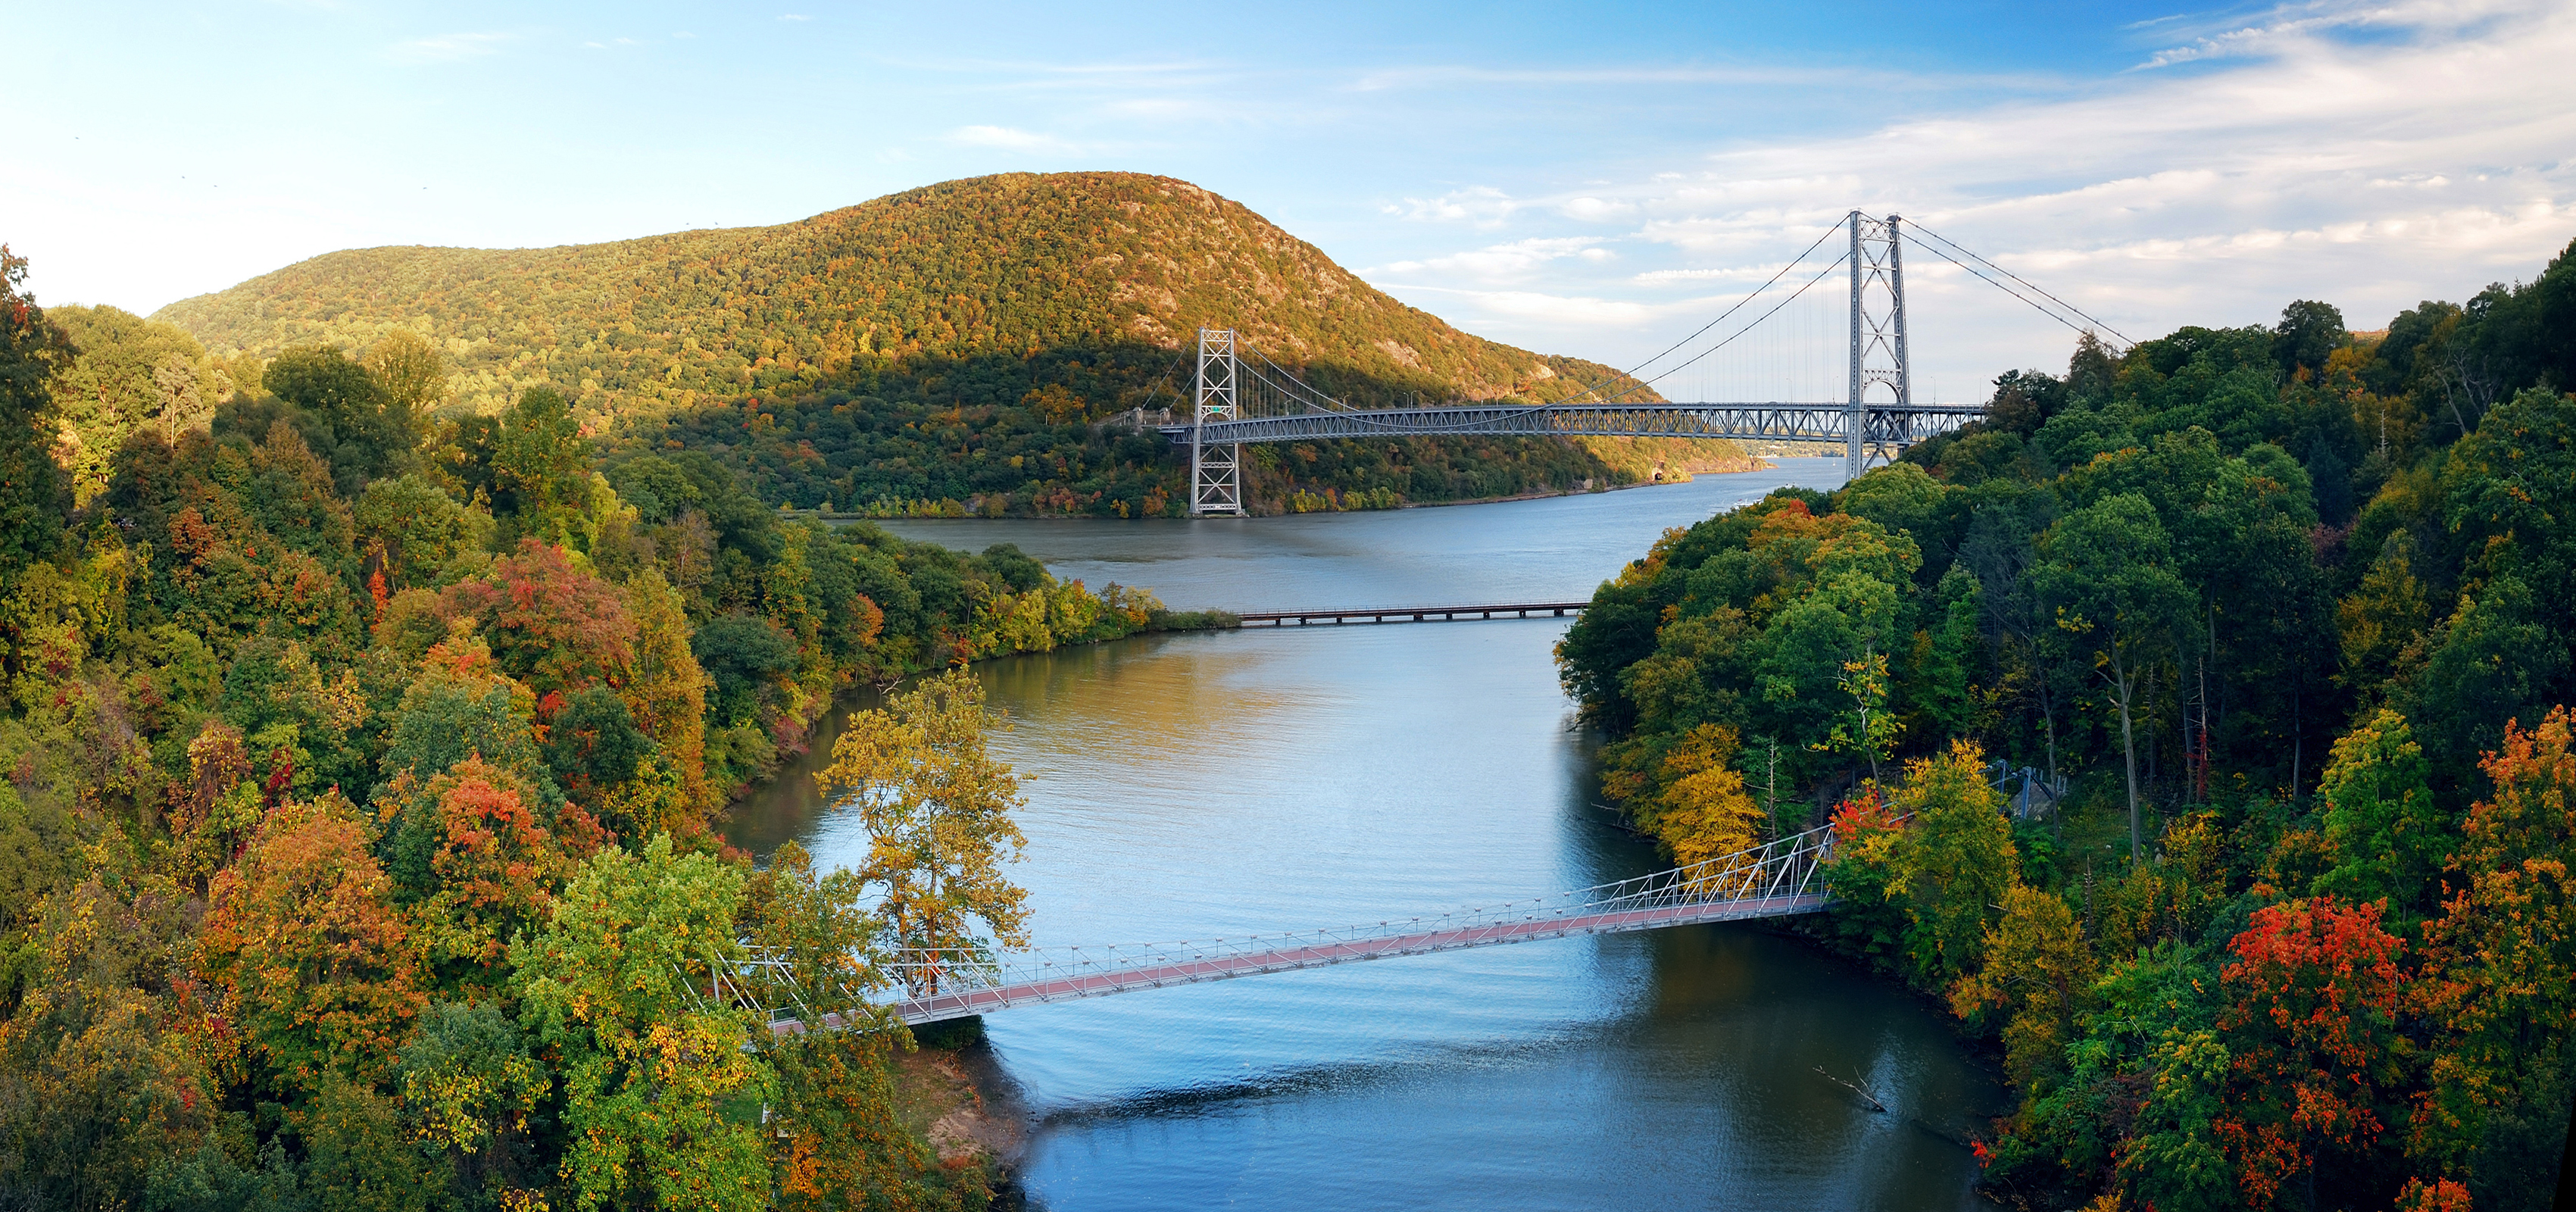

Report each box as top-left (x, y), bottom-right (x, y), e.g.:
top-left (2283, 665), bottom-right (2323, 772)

top-left (8, 0), bottom-right (2571, 400)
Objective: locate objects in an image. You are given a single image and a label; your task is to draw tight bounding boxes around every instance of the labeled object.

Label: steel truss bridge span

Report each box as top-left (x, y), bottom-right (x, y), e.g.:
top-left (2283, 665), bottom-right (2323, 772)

top-left (731, 820), bottom-right (1841, 1031)
top-left (1159, 400), bottom-right (1982, 449)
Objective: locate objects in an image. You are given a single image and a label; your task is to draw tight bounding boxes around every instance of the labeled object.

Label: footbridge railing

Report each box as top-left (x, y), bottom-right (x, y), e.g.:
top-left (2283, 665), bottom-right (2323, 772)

top-left (725, 820), bottom-right (1845, 1031)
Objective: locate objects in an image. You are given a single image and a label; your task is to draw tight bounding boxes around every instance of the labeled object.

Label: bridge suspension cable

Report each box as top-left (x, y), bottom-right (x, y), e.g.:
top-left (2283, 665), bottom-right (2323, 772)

top-left (1900, 219), bottom-right (2134, 349)
top-left (1569, 219), bottom-right (1851, 406)
top-left (1622, 250), bottom-right (1850, 401)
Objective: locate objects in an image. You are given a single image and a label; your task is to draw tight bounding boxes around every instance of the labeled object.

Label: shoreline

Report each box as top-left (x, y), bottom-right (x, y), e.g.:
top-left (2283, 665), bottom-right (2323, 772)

top-left (783, 455), bottom-right (1780, 523)
top-left (889, 1022), bottom-right (1035, 1206)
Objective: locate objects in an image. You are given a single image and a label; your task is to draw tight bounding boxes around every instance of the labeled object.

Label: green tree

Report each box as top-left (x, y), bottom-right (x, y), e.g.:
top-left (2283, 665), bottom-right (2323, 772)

top-left (1818, 651), bottom-right (1902, 780)
top-left (2313, 708), bottom-right (2451, 928)
top-left (267, 342), bottom-right (416, 493)
top-left (48, 304), bottom-right (219, 503)
top-left (817, 669), bottom-right (1031, 989)
top-left (398, 1000), bottom-right (551, 1204)
top-left (0, 245), bottom-right (70, 587)
top-left (354, 473), bottom-right (479, 592)
top-left (491, 386), bottom-right (590, 544)
top-left (545, 683), bottom-right (654, 807)
top-left (693, 614), bottom-right (800, 726)
top-left (1884, 741), bottom-right (2019, 990)
top-left (2039, 492), bottom-right (2194, 864)
top-left (2275, 299), bottom-right (2352, 378)
top-left (511, 834), bottom-right (771, 1212)
top-left (364, 328), bottom-right (448, 423)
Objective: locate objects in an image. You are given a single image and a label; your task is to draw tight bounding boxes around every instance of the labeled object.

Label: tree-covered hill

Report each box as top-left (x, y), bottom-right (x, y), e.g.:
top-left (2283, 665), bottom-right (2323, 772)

top-left (151, 171), bottom-right (1731, 514)
top-left (155, 173), bottom-right (1618, 417)
top-left (1555, 234), bottom-right (2576, 1210)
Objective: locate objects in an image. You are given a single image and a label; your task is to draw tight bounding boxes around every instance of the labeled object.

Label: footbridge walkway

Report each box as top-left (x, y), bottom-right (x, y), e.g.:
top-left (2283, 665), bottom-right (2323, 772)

top-left (722, 820), bottom-right (1844, 1031)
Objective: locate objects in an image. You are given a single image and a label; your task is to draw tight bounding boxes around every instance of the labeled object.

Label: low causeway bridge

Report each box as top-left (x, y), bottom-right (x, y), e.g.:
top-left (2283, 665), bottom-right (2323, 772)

top-left (718, 820), bottom-right (1843, 1030)
top-left (1238, 601), bottom-right (1590, 626)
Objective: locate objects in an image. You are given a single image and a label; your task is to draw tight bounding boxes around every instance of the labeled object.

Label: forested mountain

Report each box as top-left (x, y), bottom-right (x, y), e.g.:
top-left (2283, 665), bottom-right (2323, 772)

top-left (151, 172), bottom-right (1731, 515)
top-left (1558, 237), bottom-right (2576, 1210)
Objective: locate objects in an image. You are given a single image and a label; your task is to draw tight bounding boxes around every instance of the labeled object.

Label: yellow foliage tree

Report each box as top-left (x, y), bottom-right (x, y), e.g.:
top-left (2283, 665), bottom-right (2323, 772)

top-left (817, 669), bottom-right (1030, 992)
top-left (1652, 724), bottom-right (1768, 892)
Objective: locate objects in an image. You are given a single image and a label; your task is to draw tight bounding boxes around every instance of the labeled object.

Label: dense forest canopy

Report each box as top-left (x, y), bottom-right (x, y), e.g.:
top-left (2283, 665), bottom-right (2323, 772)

top-left (1557, 236), bottom-right (2576, 1210)
top-left (0, 239), bottom-right (1223, 1209)
top-left (149, 171), bottom-right (1743, 517)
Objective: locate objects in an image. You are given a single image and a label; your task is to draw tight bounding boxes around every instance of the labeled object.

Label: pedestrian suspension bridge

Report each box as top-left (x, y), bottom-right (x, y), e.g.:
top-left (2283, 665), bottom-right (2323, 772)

top-left (713, 819), bottom-right (1846, 1032)
top-left (1165, 209), bottom-right (2131, 515)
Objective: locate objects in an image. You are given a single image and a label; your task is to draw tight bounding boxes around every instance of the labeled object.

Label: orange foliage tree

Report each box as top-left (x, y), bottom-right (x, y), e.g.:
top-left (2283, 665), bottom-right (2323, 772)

top-left (198, 796), bottom-right (424, 1097)
top-left (2415, 704), bottom-right (2576, 1185)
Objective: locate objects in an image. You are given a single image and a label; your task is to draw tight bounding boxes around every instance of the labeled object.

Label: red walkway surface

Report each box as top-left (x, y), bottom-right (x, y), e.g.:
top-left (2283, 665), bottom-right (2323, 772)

top-left (1235, 601), bottom-right (1591, 626)
top-left (888, 891), bottom-right (1828, 1025)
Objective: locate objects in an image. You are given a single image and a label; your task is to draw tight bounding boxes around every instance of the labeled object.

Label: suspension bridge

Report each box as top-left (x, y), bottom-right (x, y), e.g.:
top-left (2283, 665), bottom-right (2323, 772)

top-left (1164, 209), bottom-right (2131, 515)
top-left (716, 819), bottom-right (1846, 1032)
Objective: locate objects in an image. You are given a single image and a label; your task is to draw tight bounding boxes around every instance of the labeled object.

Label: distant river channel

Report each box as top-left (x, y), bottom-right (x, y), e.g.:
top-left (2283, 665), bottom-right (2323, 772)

top-left (726, 461), bottom-right (2005, 1210)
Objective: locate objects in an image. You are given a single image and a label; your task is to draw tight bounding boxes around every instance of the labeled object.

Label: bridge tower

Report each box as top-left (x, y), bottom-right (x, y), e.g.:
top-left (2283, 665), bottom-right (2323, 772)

top-left (1191, 327), bottom-right (1245, 516)
top-left (1845, 212), bottom-right (1912, 479)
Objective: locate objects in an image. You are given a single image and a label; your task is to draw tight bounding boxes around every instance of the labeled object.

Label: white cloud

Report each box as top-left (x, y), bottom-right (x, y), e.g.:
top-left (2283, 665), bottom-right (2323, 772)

top-left (1381, 0), bottom-right (2576, 389)
top-left (1560, 197), bottom-right (1635, 222)
top-left (1373, 236), bottom-right (1617, 283)
top-left (945, 125), bottom-right (1082, 153)
top-left (390, 32), bottom-right (511, 63)
top-left (1385, 186), bottom-right (1522, 227)
top-left (1380, 286), bottom-right (1676, 329)
top-left (1347, 63), bottom-right (2059, 93)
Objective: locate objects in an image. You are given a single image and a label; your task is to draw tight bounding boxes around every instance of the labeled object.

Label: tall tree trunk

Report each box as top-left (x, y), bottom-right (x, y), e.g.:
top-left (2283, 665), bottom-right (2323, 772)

top-left (2115, 661), bottom-right (2142, 867)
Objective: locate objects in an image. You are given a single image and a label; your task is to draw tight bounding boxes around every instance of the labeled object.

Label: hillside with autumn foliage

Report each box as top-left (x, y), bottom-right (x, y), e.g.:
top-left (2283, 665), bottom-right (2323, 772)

top-left (149, 172), bottom-right (1738, 517)
top-left (1557, 236), bottom-right (2576, 1210)
top-left (0, 239), bottom-right (1232, 1208)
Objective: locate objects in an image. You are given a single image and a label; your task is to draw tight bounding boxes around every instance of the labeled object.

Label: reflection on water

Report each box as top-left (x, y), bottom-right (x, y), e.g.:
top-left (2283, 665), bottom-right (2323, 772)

top-left (726, 464), bottom-right (2003, 1210)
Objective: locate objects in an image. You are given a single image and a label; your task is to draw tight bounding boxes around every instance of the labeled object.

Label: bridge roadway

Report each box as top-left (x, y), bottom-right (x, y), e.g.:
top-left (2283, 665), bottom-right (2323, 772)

top-left (1238, 601), bottom-right (1588, 626)
top-left (1159, 400), bottom-right (1983, 448)
top-left (888, 891), bottom-right (1827, 1025)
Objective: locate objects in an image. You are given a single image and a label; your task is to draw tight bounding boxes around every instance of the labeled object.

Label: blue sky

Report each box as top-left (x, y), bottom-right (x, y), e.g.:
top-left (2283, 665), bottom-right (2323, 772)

top-left (8, 0), bottom-right (2573, 399)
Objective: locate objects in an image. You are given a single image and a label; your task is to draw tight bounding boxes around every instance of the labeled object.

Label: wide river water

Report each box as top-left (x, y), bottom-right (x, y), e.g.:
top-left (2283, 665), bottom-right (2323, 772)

top-left (726, 460), bottom-right (2003, 1210)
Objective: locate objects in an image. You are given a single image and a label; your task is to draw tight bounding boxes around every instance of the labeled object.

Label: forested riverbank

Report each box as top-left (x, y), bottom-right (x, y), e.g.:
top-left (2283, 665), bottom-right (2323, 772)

top-left (1557, 241), bottom-right (2576, 1210)
top-left (0, 242), bottom-right (1209, 1209)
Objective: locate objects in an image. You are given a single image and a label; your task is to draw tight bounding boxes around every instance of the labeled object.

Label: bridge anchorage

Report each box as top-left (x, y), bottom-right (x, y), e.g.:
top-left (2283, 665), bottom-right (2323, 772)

top-left (1166, 208), bottom-right (1986, 516)
top-left (714, 819), bottom-right (1848, 1032)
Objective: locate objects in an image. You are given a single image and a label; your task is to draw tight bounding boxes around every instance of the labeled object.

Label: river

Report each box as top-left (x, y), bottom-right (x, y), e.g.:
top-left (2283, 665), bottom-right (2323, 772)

top-left (726, 461), bottom-right (2005, 1210)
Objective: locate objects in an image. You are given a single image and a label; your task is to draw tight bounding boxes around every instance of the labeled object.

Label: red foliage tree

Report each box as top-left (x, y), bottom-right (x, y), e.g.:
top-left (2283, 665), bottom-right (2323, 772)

top-left (433, 542), bottom-right (638, 705)
top-left (2214, 895), bottom-right (2409, 1207)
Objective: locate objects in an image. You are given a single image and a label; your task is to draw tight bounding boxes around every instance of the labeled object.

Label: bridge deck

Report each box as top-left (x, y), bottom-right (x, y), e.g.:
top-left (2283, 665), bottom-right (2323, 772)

top-left (887, 892), bottom-right (1825, 1024)
top-left (1238, 601), bottom-right (1588, 626)
top-left (1160, 401), bottom-right (1980, 448)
